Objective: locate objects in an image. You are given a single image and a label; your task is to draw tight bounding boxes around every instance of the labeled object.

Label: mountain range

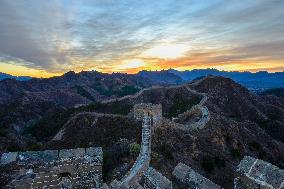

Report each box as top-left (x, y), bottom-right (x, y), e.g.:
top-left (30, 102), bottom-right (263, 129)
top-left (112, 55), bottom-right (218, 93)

top-left (2, 69), bottom-right (283, 91)
top-left (169, 69), bottom-right (284, 90)
top-left (0, 70), bottom-right (283, 188)
top-left (0, 72), bottom-right (31, 81)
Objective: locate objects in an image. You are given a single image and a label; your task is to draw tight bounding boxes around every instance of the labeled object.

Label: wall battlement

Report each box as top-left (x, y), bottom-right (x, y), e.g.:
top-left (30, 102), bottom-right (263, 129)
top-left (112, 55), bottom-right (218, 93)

top-left (1, 147), bottom-right (103, 189)
top-left (133, 103), bottom-right (162, 128)
top-left (173, 163), bottom-right (221, 189)
top-left (118, 116), bottom-right (153, 188)
top-left (235, 156), bottom-right (284, 189)
top-left (142, 167), bottom-right (172, 189)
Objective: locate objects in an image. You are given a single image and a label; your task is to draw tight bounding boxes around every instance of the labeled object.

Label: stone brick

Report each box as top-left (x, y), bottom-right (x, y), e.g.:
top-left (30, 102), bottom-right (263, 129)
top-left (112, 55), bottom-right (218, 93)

top-left (236, 156), bottom-right (284, 189)
top-left (142, 167), bottom-right (172, 189)
top-left (0, 152), bottom-right (18, 165)
top-left (59, 148), bottom-right (85, 158)
top-left (3, 147), bottom-right (103, 189)
top-left (86, 147), bottom-right (102, 157)
top-left (133, 103), bottom-right (162, 128)
top-left (172, 162), bottom-right (190, 182)
top-left (236, 156), bottom-right (257, 175)
top-left (18, 150), bottom-right (58, 164)
top-left (173, 163), bottom-right (221, 189)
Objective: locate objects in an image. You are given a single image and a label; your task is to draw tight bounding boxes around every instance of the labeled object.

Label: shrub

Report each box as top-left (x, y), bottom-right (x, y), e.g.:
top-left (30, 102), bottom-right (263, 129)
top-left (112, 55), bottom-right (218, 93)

top-left (249, 141), bottom-right (262, 151)
top-left (202, 158), bottom-right (215, 172)
top-left (0, 127), bottom-right (7, 137)
top-left (73, 85), bottom-right (95, 101)
top-left (23, 108), bottom-right (73, 140)
top-left (230, 148), bottom-right (241, 158)
top-left (77, 101), bottom-right (131, 115)
top-left (117, 85), bottom-right (140, 97)
top-left (26, 143), bottom-right (42, 151)
top-left (214, 157), bottom-right (226, 168)
top-left (129, 143), bottom-right (140, 157)
top-left (158, 143), bottom-right (174, 160)
top-left (7, 145), bottom-right (21, 152)
top-left (167, 94), bottom-right (201, 118)
top-left (202, 156), bottom-right (226, 172)
top-left (102, 152), bottom-right (113, 181)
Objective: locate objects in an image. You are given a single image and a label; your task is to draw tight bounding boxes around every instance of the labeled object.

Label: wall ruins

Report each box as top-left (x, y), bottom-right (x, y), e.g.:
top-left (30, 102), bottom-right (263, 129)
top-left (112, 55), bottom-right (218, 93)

top-left (173, 162), bottom-right (221, 189)
top-left (234, 156), bottom-right (284, 189)
top-left (133, 103), bottom-right (162, 128)
top-left (141, 167), bottom-right (172, 189)
top-left (1, 102), bottom-right (282, 189)
top-left (1, 147), bottom-right (103, 188)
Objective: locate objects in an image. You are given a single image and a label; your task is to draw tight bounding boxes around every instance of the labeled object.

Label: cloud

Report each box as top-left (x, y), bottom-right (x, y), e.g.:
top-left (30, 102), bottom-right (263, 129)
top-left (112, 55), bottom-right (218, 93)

top-left (0, 0), bottom-right (283, 75)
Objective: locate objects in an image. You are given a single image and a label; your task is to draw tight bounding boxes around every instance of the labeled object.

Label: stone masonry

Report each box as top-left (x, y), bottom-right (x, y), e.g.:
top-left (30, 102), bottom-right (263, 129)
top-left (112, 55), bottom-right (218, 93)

top-left (141, 167), bottom-right (172, 189)
top-left (112, 103), bottom-right (172, 189)
top-left (234, 156), bottom-right (284, 189)
top-left (1, 147), bottom-right (103, 189)
top-left (1, 102), bottom-right (282, 189)
top-left (116, 115), bottom-right (152, 188)
top-left (173, 163), bottom-right (221, 189)
top-left (133, 103), bottom-right (162, 128)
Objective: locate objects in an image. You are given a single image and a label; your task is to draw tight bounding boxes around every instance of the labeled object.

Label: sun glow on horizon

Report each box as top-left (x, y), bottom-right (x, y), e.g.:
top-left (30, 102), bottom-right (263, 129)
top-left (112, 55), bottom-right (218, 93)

top-left (117, 59), bottom-right (146, 70)
top-left (142, 44), bottom-right (189, 59)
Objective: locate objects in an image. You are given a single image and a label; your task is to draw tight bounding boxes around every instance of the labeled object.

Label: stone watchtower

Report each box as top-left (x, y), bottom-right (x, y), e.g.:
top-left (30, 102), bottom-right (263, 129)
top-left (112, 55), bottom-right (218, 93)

top-left (133, 103), bottom-right (162, 129)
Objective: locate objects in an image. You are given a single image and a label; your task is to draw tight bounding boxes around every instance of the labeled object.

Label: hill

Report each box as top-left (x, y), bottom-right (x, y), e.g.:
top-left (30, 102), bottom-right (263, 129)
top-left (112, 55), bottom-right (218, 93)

top-left (169, 69), bottom-right (284, 90)
top-left (137, 70), bottom-right (184, 85)
top-left (0, 74), bottom-right (283, 188)
top-left (0, 72), bottom-right (31, 81)
top-left (9, 76), bottom-right (283, 188)
top-left (260, 87), bottom-right (284, 97)
top-left (44, 76), bottom-right (284, 187)
top-left (0, 70), bottom-right (181, 152)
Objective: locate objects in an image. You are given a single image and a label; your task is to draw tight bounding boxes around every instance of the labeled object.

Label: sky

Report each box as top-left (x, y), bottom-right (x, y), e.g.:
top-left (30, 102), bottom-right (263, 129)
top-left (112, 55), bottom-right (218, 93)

top-left (0, 0), bottom-right (283, 77)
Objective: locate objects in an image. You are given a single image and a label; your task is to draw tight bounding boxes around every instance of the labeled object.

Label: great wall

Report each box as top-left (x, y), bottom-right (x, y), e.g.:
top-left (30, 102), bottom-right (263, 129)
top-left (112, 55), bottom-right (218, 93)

top-left (1, 81), bottom-right (284, 188)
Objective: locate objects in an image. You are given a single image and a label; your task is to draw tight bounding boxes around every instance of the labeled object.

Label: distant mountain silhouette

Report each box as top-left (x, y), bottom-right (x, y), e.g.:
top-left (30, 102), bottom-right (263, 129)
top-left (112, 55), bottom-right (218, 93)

top-left (0, 72), bottom-right (31, 81)
top-left (137, 70), bottom-right (183, 84)
top-left (168, 69), bottom-right (284, 90)
top-left (0, 72), bottom-right (283, 188)
top-left (260, 88), bottom-right (284, 97)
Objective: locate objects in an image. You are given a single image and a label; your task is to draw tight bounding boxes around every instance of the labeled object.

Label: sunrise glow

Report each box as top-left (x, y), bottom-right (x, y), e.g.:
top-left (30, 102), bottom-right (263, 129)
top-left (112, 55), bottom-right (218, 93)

top-left (0, 1), bottom-right (283, 77)
top-left (142, 44), bottom-right (189, 59)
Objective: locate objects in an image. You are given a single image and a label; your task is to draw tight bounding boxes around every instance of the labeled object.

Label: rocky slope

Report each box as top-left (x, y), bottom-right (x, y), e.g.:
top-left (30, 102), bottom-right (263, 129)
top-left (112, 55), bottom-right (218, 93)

top-left (0, 72), bottom-right (31, 81)
top-left (39, 76), bottom-right (284, 188)
top-left (260, 87), bottom-right (284, 97)
top-left (137, 70), bottom-right (184, 85)
top-left (0, 75), bottom-right (283, 188)
top-left (169, 68), bottom-right (284, 90)
top-left (0, 70), bottom-right (160, 152)
top-left (151, 76), bottom-right (284, 188)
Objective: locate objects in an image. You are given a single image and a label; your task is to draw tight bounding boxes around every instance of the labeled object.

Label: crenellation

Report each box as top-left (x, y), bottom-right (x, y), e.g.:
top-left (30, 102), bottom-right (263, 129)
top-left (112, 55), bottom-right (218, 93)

top-left (173, 162), bottom-right (222, 189)
top-left (1, 147), bottom-right (103, 189)
top-left (235, 156), bottom-right (284, 189)
top-left (133, 103), bottom-right (162, 128)
top-left (141, 167), bottom-right (172, 189)
top-left (1, 151), bottom-right (18, 165)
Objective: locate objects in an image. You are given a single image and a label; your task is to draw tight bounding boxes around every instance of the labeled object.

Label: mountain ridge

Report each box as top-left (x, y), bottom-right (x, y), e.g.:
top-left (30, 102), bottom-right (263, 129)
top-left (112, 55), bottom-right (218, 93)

top-left (0, 72), bottom-right (31, 81)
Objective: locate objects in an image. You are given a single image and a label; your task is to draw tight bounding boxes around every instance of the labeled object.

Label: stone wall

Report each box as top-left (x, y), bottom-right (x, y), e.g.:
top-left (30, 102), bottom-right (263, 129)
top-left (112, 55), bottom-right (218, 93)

top-left (141, 167), bottom-right (172, 189)
top-left (118, 116), bottom-right (152, 188)
top-left (235, 156), bottom-right (284, 189)
top-left (133, 103), bottom-right (162, 128)
top-left (176, 86), bottom-right (210, 131)
top-left (172, 163), bottom-right (221, 189)
top-left (1, 147), bottom-right (103, 189)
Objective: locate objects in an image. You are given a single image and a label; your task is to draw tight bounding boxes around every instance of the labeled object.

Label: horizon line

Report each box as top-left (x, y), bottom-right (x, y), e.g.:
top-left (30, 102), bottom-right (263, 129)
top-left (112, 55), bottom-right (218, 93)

top-left (1, 68), bottom-right (284, 79)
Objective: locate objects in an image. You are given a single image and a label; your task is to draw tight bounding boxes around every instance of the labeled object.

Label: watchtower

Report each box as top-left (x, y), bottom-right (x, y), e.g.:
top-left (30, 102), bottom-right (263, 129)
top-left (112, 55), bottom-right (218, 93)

top-left (133, 103), bottom-right (162, 129)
